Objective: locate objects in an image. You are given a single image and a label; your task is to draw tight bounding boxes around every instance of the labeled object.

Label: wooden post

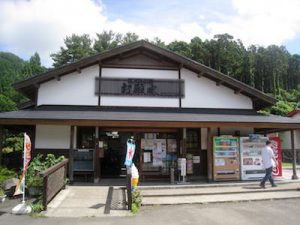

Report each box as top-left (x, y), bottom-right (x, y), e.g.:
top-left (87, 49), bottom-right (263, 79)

top-left (291, 130), bottom-right (298, 180)
top-left (94, 127), bottom-right (100, 183)
top-left (207, 127), bottom-right (213, 182)
top-left (182, 128), bottom-right (187, 157)
top-left (69, 126), bottom-right (75, 183)
top-left (126, 167), bottom-right (132, 210)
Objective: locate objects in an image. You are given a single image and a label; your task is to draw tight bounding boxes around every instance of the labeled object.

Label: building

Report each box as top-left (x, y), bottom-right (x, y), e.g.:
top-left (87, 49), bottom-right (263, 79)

top-left (278, 109), bottom-right (300, 163)
top-left (0, 40), bottom-right (299, 183)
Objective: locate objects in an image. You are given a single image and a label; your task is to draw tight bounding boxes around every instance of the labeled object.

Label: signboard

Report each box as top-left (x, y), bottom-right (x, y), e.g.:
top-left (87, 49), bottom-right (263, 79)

top-left (269, 136), bottom-right (282, 177)
top-left (96, 78), bottom-right (185, 98)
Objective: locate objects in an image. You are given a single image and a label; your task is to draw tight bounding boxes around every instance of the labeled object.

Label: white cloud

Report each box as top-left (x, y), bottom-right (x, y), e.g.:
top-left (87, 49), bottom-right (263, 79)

top-left (1, 0), bottom-right (300, 67)
top-left (207, 0), bottom-right (300, 46)
top-left (0, 0), bottom-right (106, 66)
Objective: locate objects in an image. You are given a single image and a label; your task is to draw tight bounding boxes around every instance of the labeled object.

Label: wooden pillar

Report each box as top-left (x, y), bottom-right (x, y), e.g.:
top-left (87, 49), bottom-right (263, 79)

top-left (94, 127), bottom-right (100, 183)
top-left (182, 128), bottom-right (187, 157)
top-left (291, 130), bottom-right (298, 180)
top-left (0, 126), bottom-right (3, 167)
top-left (207, 127), bottom-right (213, 182)
top-left (69, 125), bottom-right (75, 183)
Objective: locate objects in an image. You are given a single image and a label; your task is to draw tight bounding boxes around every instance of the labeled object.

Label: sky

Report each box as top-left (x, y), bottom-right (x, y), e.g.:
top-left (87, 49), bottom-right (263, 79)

top-left (1, 0), bottom-right (300, 67)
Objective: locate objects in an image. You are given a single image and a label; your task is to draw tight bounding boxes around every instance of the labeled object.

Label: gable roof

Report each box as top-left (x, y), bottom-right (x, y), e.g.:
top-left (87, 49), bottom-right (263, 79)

top-left (13, 40), bottom-right (276, 109)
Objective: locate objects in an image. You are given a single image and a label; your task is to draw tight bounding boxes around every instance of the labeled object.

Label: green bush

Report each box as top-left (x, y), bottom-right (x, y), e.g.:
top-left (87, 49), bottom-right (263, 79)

top-left (131, 189), bottom-right (142, 214)
top-left (26, 154), bottom-right (65, 188)
top-left (0, 167), bottom-right (17, 183)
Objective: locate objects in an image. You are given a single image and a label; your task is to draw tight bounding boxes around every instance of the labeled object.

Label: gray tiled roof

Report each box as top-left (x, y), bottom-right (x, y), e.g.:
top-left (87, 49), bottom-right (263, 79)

top-left (0, 110), bottom-right (299, 124)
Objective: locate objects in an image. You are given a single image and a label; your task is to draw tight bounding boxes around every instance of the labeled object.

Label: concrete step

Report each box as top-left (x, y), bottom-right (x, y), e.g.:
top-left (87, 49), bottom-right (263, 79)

top-left (140, 182), bottom-right (300, 206)
top-left (142, 190), bottom-right (300, 206)
top-left (141, 182), bottom-right (300, 197)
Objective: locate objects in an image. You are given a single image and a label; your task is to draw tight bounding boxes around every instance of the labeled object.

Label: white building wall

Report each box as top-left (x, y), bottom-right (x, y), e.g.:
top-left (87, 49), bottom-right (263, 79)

top-left (37, 65), bottom-right (99, 106)
top-left (181, 68), bottom-right (253, 109)
top-left (35, 125), bottom-right (70, 149)
top-left (100, 68), bottom-right (179, 107)
top-left (279, 130), bottom-right (300, 149)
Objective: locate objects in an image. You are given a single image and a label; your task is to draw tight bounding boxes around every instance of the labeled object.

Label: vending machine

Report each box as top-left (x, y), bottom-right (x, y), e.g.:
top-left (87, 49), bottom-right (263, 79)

top-left (213, 136), bottom-right (240, 181)
top-left (240, 136), bottom-right (268, 180)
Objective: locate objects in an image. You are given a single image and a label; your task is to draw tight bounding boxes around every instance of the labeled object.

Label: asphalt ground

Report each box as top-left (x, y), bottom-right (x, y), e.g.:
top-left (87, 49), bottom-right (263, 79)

top-left (0, 199), bottom-right (300, 225)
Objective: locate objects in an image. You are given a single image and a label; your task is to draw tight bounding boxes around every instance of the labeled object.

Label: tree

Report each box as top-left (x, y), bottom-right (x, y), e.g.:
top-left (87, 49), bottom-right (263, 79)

top-left (121, 32), bottom-right (139, 45)
top-left (167, 40), bottom-right (191, 57)
top-left (51, 34), bottom-right (94, 67)
top-left (0, 94), bottom-right (16, 112)
top-left (93, 31), bottom-right (122, 53)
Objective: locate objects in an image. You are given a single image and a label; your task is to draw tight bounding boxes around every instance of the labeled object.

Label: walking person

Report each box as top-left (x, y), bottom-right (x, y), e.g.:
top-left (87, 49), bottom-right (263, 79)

top-left (260, 140), bottom-right (278, 188)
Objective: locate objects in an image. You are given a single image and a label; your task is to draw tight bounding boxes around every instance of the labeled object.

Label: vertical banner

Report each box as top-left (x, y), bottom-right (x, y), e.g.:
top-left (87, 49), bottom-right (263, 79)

top-left (14, 133), bottom-right (31, 196)
top-left (269, 136), bottom-right (282, 177)
top-left (124, 140), bottom-right (136, 167)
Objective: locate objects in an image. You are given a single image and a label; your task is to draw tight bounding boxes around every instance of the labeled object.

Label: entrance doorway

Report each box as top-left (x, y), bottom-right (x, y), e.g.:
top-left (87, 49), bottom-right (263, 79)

top-left (100, 131), bottom-right (139, 178)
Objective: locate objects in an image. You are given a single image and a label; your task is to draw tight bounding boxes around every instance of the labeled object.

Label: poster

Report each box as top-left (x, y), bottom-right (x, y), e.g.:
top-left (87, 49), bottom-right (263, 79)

top-left (152, 139), bottom-right (166, 166)
top-left (167, 139), bottom-right (177, 153)
top-left (143, 152), bottom-right (152, 163)
top-left (269, 136), bottom-right (282, 177)
top-left (240, 136), bottom-right (268, 180)
top-left (141, 139), bottom-right (154, 150)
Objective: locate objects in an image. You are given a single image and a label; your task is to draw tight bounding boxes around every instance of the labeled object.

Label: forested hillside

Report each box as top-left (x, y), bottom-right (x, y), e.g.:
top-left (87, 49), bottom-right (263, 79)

top-left (0, 31), bottom-right (299, 115)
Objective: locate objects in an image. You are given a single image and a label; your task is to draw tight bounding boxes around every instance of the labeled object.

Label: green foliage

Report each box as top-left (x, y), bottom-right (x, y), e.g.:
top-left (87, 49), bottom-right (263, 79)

top-left (0, 94), bottom-right (16, 112)
top-left (50, 34), bottom-right (94, 67)
top-left (30, 195), bottom-right (44, 213)
top-left (131, 189), bottom-right (142, 214)
top-left (0, 166), bottom-right (17, 183)
top-left (2, 133), bottom-right (23, 153)
top-left (26, 154), bottom-right (65, 187)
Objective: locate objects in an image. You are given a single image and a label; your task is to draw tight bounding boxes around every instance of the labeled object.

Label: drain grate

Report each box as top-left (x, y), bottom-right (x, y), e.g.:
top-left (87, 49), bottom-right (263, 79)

top-left (110, 187), bottom-right (127, 210)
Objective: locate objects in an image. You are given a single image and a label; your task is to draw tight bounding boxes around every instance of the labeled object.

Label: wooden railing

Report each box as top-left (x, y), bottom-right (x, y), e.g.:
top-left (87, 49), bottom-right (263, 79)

top-left (39, 159), bottom-right (69, 210)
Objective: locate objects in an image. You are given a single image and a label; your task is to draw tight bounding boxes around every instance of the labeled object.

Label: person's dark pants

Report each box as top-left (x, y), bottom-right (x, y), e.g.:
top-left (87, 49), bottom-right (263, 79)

top-left (261, 166), bottom-right (275, 186)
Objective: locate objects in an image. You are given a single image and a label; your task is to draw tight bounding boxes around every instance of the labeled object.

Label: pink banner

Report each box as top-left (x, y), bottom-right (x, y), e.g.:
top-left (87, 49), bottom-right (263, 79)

top-left (270, 137), bottom-right (282, 177)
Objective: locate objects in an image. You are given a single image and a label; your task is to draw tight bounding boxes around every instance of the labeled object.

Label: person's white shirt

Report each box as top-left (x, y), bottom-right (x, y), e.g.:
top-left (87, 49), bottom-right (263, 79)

top-left (261, 145), bottom-right (275, 169)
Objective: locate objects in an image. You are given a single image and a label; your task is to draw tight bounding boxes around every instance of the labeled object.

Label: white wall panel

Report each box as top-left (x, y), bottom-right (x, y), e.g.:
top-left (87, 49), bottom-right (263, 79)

top-left (181, 69), bottom-right (253, 109)
top-left (35, 125), bottom-right (70, 149)
top-left (38, 65), bottom-right (99, 106)
top-left (101, 68), bottom-right (179, 107)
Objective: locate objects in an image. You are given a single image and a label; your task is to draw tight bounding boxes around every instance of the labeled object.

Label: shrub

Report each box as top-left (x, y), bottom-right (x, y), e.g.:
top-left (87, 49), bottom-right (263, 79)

top-left (0, 167), bottom-right (17, 183)
top-left (131, 189), bottom-right (142, 214)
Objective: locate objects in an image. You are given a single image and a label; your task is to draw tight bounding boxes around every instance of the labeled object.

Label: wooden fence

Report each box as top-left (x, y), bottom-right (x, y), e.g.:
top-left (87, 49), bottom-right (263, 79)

top-left (39, 159), bottom-right (69, 210)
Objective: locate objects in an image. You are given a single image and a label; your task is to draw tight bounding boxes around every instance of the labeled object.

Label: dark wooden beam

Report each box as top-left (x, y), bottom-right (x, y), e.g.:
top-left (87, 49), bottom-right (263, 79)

top-left (76, 67), bottom-right (81, 74)
top-left (34, 83), bottom-right (40, 88)
top-left (197, 71), bottom-right (204, 78)
top-left (207, 127), bottom-right (213, 182)
top-left (55, 75), bottom-right (61, 81)
top-left (69, 125), bottom-right (75, 183)
top-left (216, 80), bottom-right (223, 86)
top-left (234, 89), bottom-right (241, 94)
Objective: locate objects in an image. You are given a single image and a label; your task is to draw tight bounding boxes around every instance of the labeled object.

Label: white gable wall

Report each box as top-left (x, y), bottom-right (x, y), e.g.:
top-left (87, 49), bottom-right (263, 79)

top-left (37, 65), bottom-right (254, 109)
top-left (181, 68), bottom-right (253, 109)
top-left (37, 65), bottom-right (99, 106)
top-left (100, 68), bottom-right (179, 107)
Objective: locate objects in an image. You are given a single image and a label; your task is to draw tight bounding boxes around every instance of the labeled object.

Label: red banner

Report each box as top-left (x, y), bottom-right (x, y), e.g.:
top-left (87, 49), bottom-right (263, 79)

top-left (269, 137), bottom-right (282, 177)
